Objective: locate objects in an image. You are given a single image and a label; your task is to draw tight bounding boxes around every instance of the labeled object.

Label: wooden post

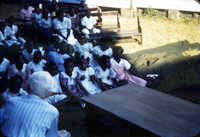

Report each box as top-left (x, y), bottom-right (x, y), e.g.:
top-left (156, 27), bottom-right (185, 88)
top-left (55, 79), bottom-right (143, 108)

top-left (168, 10), bottom-right (181, 19)
top-left (194, 13), bottom-right (200, 24)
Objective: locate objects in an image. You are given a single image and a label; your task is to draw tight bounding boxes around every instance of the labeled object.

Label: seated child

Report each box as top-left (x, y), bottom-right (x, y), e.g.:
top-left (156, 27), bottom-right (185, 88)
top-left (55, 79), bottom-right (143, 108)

top-left (81, 11), bottom-right (101, 38)
top-left (95, 55), bottom-right (117, 90)
top-left (27, 50), bottom-right (46, 73)
top-left (76, 56), bottom-right (102, 95)
top-left (4, 16), bottom-right (26, 47)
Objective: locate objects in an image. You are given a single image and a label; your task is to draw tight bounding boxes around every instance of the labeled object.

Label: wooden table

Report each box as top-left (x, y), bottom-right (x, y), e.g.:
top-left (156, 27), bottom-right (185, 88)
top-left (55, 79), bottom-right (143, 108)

top-left (82, 84), bottom-right (200, 137)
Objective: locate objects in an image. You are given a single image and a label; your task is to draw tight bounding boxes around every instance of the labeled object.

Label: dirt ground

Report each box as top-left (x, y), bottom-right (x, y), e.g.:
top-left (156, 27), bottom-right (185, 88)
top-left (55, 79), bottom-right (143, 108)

top-left (1, 3), bottom-right (200, 137)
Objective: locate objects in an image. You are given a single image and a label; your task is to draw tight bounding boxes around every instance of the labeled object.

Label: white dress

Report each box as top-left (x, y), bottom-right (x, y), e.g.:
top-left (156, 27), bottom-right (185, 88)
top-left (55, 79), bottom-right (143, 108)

top-left (95, 66), bottom-right (116, 86)
top-left (77, 67), bottom-right (102, 95)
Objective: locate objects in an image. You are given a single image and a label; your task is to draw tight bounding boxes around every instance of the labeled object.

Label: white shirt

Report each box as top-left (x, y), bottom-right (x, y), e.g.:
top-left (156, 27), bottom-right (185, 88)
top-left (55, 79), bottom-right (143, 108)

top-left (79, 42), bottom-right (93, 54)
top-left (27, 59), bottom-right (46, 72)
top-left (61, 71), bottom-right (77, 86)
top-left (0, 58), bottom-right (10, 73)
top-left (40, 17), bottom-right (52, 28)
top-left (4, 25), bottom-right (18, 38)
top-left (32, 13), bottom-right (43, 25)
top-left (0, 94), bottom-right (59, 137)
top-left (0, 30), bottom-right (5, 41)
top-left (52, 74), bottom-right (62, 93)
top-left (81, 16), bottom-right (97, 30)
top-left (92, 45), bottom-right (104, 56)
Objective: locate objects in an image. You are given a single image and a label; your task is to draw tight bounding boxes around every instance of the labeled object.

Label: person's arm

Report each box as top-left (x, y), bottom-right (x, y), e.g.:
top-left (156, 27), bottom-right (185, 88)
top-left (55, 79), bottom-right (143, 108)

top-left (0, 106), bottom-right (5, 124)
top-left (46, 115), bottom-right (58, 137)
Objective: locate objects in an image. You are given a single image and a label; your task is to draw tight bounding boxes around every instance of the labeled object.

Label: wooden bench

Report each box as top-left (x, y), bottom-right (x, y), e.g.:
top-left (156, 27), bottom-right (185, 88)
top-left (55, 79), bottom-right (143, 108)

top-left (89, 15), bottom-right (143, 45)
top-left (82, 84), bottom-right (200, 137)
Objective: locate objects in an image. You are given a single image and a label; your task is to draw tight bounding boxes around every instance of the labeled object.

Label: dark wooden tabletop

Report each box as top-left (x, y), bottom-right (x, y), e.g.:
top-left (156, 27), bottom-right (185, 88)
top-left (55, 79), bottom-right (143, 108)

top-left (82, 84), bottom-right (200, 137)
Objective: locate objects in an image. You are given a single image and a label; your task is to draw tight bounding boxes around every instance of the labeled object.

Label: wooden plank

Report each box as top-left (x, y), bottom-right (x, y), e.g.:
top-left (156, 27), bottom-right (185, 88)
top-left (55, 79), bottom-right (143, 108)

top-left (102, 11), bottom-right (119, 16)
top-left (82, 84), bottom-right (200, 137)
top-left (89, 30), bottom-right (141, 39)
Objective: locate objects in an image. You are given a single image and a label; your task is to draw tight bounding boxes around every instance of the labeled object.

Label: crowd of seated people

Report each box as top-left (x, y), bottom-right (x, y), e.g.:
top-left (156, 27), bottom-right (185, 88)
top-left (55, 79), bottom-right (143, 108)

top-left (0, 0), bottom-right (150, 104)
top-left (0, 1), bottom-right (150, 137)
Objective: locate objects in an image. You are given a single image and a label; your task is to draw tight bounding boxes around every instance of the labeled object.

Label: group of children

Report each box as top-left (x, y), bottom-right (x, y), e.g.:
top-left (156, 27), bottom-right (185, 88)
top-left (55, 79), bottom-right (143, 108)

top-left (0, 1), bottom-right (149, 107)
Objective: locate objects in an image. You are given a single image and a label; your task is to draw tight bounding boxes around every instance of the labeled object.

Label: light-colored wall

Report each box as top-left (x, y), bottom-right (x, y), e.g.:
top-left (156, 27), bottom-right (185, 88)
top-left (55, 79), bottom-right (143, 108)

top-left (86, 0), bottom-right (200, 13)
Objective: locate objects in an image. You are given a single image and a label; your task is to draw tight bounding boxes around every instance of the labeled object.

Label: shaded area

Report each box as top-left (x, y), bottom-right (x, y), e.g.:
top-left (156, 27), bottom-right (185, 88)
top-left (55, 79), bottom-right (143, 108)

top-left (127, 40), bottom-right (200, 92)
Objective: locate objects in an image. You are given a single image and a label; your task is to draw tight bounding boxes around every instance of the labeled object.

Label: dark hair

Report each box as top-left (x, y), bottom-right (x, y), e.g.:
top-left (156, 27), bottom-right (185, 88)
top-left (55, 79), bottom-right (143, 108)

top-left (64, 58), bottom-right (74, 67)
top-left (6, 16), bottom-right (16, 25)
top-left (98, 55), bottom-right (110, 70)
top-left (0, 77), bottom-right (8, 94)
top-left (15, 55), bottom-right (25, 70)
top-left (45, 61), bottom-right (58, 76)
top-left (9, 75), bottom-right (23, 94)
top-left (33, 51), bottom-right (42, 64)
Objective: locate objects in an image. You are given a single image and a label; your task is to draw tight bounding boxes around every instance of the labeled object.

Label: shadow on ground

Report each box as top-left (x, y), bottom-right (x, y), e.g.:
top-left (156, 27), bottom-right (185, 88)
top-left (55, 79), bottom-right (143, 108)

top-left (126, 40), bottom-right (200, 99)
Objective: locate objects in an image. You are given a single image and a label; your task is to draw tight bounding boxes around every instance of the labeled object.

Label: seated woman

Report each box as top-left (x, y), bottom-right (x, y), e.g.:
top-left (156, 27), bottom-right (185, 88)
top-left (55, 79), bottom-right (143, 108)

top-left (27, 50), bottom-right (46, 74)
top-left (3, 16), bottom-right (26, 47)
top-left (111, 47), bottom-right (147, 87)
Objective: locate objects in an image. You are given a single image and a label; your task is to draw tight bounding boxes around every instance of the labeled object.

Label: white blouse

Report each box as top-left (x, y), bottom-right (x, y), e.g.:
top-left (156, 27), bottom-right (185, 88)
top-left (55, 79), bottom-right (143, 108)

top-left (110, 58), bottom-right (131, 70)
top-left (27, 59), bottom-right (46, 72)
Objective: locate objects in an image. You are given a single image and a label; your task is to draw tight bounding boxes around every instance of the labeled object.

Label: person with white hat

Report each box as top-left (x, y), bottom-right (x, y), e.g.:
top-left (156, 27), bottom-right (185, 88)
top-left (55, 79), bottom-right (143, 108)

top-left (0, 71), bottom-right (70, 137)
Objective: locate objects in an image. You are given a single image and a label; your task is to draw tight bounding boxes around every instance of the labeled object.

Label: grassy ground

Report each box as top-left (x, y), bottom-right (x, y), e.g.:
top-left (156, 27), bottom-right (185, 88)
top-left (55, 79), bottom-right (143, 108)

top-left (103, 14), bottom-right (200, 92)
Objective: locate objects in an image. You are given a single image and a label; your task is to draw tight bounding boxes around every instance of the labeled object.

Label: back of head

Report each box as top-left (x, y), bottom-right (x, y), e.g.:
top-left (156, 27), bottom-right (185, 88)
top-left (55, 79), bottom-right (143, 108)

top-left (33, 50), bottom-right (42, 64)
top-left (9, 75), bottom-right (23, 94)
top-left (27, 71), bottom-right (55, 98)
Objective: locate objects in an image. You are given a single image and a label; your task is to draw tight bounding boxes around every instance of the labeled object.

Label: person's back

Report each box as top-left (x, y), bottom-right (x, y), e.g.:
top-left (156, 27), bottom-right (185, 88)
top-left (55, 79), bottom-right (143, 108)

top-left (0, 94), bottom-right (59, 137)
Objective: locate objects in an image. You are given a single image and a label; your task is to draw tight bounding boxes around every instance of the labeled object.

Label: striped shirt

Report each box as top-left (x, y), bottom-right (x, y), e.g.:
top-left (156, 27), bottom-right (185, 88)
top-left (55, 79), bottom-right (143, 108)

top-left (0, 94), bottom-right (59, 137)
